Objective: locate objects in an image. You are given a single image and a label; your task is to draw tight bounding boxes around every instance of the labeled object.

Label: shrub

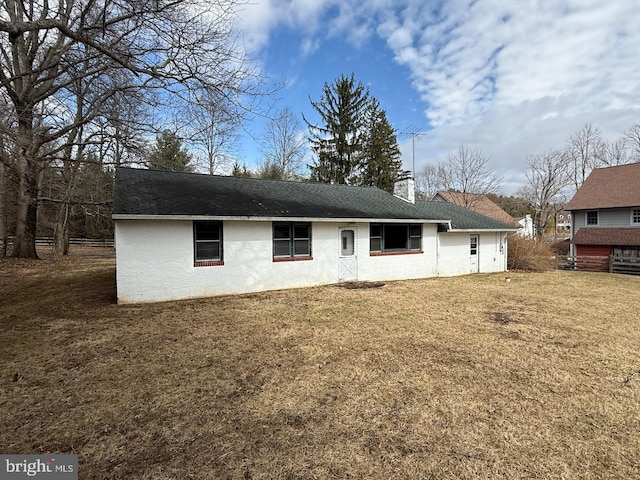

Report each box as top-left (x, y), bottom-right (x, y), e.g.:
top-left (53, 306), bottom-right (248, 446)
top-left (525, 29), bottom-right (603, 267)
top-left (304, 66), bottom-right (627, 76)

top-left (550, 239), bottom-right (570, 256)
top-left (507, 235), bottom-right (556, 272)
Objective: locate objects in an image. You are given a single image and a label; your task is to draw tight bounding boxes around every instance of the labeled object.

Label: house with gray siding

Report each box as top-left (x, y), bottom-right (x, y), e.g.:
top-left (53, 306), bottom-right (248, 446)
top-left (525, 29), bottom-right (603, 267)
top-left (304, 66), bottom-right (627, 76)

top-left (565, 163), bottom-right (640, 270)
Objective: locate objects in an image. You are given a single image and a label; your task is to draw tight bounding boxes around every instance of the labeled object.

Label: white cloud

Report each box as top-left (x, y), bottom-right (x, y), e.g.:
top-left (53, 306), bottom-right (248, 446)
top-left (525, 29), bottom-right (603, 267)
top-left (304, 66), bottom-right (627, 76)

top-left (234, 0), bottom-right (640, 192)
top-left (377, 0), bottom-right (640, 192)
top-left (300, 38), bottom-right (320, 57)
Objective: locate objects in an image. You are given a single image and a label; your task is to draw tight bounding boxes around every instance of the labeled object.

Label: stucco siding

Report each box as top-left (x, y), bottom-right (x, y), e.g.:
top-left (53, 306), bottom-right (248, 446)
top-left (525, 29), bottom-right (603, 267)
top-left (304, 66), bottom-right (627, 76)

top-left (437, 232), bottom-right (507, 276)
top-left (115, 220), bottom-right (507, 303)
top-left (479, 232), bottom-right (508, 273)
top-left (116, 220), bottom-right (344, 303)
top-left (357, 224), bottom-right (438, 282)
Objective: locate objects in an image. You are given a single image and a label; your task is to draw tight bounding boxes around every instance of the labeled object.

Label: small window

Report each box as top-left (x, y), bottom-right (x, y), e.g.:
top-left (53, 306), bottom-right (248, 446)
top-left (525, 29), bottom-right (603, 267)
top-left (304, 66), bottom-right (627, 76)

top-left (632, 208), bottom-right (640, 225)
top-left (470, 235), bottom-right (478, 255)
top-left (273, 222), bottom-right (311, 258)
top-left (194, 221), bottom-right (222, 262)
top-left (410, 225), bottom-right (422, 250)
top-left (370, 223), bottom-right (422, 253)
top-left (586, 211), bottom-right (598, 226)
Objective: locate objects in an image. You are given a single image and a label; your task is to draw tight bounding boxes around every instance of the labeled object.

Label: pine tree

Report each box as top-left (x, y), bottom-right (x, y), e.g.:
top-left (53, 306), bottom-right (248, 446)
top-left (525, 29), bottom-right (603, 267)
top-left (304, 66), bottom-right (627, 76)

top-left (358, 99), bottom-right (403, 193)
top-left (305, 74), bottom-right (369, 184)
top-left (148, 131), bottom-right (193, 172)
top-left (231, 162), bottom-right (253, 177)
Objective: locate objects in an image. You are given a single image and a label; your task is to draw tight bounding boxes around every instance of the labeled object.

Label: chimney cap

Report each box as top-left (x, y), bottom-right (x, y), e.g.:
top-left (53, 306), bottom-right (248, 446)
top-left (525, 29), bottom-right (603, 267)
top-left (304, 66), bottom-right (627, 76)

top-left (396, 170), bottom-right (414, 181)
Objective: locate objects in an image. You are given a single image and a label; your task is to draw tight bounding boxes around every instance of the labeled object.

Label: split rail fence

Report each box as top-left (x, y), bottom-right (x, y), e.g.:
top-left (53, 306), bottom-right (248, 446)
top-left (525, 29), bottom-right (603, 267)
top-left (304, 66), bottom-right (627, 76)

top-left (1, 237), bottom-right (114, 251)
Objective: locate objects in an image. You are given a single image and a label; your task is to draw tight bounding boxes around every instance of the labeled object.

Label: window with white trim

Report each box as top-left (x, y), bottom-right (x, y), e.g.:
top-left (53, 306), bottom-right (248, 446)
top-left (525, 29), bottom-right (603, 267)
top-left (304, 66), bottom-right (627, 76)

top-left (632, 208), bottom-right (640, 225)
top-left (194, 221), bottom-right (222, 262)
top-left (370, 223), bottom-right (422, 253)
top-left (586, 210), bottom-right (598, 226)
top-left (273, 222), bottom-right (311, 258)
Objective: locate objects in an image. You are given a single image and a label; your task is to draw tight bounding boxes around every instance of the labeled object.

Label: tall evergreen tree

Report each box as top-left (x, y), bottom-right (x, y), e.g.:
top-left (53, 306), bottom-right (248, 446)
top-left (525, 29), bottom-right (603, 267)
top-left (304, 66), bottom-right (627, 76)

top-left (148, 131), bottom-right (194, 172)
top-left (231, 162), bottom-right (253, 177)
top-left (358, 99), bottom-right (403, 193)
top-left (305, 74), bottom-right (370, 184)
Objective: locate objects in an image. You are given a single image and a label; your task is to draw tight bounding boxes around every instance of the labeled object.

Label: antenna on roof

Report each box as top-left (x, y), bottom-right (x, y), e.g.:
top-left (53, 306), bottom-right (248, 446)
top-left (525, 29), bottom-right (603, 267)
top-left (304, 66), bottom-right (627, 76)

top-left (399, 127), bottom-right (426, 177)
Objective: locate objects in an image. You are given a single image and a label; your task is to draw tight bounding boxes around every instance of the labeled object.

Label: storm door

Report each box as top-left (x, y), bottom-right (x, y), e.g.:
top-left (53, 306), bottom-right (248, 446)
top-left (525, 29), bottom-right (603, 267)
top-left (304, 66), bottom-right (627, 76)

top-left (338, 228), bottom-right (357, 281)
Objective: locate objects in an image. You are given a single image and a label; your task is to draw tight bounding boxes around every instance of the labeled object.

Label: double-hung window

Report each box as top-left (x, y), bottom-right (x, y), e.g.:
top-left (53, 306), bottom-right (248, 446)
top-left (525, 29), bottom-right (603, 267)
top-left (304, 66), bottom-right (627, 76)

top-left (632, 208), bottom-right (640, 225)
top-left (586, 210), bottom-right (598, 226)
top-left (194, 221), bottom-right (223, 264)
top-left (273, 222), bottom-right (312, 260)
top-left (370, 223), bottom-right (422, 253)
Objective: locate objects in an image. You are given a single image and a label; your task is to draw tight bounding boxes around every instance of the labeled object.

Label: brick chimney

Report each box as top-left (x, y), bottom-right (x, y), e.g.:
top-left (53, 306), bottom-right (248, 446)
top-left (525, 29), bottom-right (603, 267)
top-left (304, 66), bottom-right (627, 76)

top-left (393, 176), bottom-right (415, 204)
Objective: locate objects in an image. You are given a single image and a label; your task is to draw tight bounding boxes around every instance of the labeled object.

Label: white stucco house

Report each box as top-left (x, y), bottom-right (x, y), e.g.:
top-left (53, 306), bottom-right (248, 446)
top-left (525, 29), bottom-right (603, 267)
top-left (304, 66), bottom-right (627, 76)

top-left (113, 168), bottom-right (516, 303)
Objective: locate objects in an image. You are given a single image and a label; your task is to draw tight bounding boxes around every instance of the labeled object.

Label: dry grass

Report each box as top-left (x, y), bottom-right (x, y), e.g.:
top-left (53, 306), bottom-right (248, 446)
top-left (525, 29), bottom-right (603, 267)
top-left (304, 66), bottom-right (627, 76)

top-left (1, 250), bottom-right (639, 479)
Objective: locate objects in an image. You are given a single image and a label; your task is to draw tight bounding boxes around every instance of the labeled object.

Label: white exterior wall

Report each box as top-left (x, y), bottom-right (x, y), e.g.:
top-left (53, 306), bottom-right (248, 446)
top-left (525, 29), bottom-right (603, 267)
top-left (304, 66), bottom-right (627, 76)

top-left (437, 232), bottom-right (508, 276)
top-left (116, 220), bottom-right (340, 303)
top-left (115, 220), bottom-right (507, 303)
top-left (357, 224), bottom-right (438, 282)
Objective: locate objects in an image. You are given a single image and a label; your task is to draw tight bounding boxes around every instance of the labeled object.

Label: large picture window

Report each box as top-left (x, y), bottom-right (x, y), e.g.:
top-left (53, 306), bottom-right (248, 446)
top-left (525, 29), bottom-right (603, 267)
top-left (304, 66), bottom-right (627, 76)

top-left (194, 221), bottom-right (223, 263)
top-left (370, 223), bottom-right (422, 253)
top-left (273, 222), bottom-right (312, 259)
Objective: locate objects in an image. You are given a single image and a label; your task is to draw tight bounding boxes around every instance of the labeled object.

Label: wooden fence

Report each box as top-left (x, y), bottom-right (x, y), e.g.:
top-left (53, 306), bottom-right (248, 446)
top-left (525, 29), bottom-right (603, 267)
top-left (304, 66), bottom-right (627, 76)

top-left (557, 255), bottom-right (640, 275)
top-left (2, 237), bottom-right (114, 249)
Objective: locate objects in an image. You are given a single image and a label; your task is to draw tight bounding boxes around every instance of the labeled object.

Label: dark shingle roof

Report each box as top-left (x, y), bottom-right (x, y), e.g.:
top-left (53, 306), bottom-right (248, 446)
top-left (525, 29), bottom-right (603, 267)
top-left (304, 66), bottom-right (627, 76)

top-left (415, 201), bottom-right (518, 231)
top-left (112, 168), bottom-right (517, 231)
top-left (571, 228), bottom-right (640, 246)
top-left (565, 163), bottom-right (640, 210)
top-left (113, 168), bottom-right (430, 220)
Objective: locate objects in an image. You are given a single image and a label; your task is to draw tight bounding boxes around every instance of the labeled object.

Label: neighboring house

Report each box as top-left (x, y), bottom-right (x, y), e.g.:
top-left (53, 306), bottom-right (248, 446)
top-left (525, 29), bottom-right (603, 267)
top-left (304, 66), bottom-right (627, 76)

top-left (113, 168), bottom-right (516, 303)
top-left (556, 210), bottom-right (571, 232)
top-left (432, 191), bottom-right (521, 229)
top-left (565, 163), bottom-right (640, 271)
top-left (517, 214), bottom-right (535, 239)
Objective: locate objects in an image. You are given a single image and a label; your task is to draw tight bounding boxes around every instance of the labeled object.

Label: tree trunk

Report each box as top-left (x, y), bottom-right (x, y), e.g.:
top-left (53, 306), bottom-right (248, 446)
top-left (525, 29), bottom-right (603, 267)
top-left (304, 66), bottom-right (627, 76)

top-left (52, 202), bottom-right (71, 257)
top-left (13, 161), bottom-right (40, 258)
top-left (0, 160), bottom-right (7, 258)
top-left (12, 112), bottom-right (40, 259)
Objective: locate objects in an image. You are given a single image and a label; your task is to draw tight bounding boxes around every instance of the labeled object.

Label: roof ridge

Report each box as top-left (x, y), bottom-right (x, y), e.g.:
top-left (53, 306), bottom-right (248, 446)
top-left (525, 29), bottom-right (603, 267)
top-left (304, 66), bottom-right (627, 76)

top-left (116, 166), bottom-right (386, 191)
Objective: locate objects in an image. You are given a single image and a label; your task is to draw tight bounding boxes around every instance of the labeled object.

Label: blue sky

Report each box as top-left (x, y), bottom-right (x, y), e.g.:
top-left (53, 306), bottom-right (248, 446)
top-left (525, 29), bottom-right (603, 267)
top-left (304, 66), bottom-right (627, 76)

top-left (232, 0), bottom-right (640, 193)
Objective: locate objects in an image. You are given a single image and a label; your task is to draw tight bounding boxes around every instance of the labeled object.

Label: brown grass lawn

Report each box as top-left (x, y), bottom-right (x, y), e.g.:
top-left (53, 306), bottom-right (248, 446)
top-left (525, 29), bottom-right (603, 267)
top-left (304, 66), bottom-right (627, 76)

top-left (1, 250), bottom-right (639, 479)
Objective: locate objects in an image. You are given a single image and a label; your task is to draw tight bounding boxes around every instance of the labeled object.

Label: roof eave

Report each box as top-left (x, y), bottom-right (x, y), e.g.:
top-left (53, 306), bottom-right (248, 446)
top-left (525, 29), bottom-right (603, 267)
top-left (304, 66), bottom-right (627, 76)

top-left (112, 214), bottom-right (447, 223)
top-left (566, 204), bottom-right (638, 211)
top-left (445, 228), bottom-right (518, 233)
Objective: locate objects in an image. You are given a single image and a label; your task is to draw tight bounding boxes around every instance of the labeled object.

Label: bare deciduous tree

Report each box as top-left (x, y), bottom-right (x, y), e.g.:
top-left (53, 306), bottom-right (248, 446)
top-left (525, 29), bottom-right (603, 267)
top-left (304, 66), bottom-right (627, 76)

top-left (565, 124), bottom-right (603, 190)
top-left (188, 93), bottom-right (242, 175)
top-left (423, 143), bottom-right (501, 206)
top-left (259, 107), bottom-right (307, 180)
top-left (624, 123), bottom-right (640, 163)
top-left (415, 164), bottom-right (440, 200)
top-left (599, 137), bottom-right (629, 166)
top-left (518, 150), bottom-right (571, 239)
top-left (1, 0), bottom-right (264, 257)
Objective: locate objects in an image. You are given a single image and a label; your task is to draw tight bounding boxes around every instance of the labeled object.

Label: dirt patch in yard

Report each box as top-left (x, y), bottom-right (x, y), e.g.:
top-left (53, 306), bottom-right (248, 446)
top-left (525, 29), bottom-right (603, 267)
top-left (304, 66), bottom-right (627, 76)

top-left (336, 280), bottom-right (386, 289)
top-left (1, 256), bottom-right (639, 479)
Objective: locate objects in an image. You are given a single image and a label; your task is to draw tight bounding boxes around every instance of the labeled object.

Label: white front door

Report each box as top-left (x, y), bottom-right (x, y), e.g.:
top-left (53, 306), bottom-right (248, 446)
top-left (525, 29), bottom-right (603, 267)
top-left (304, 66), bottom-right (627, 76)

top-left (470, 234), bottom-right (479, 273)
top-left (338, 228), bottom-right (357, 281)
